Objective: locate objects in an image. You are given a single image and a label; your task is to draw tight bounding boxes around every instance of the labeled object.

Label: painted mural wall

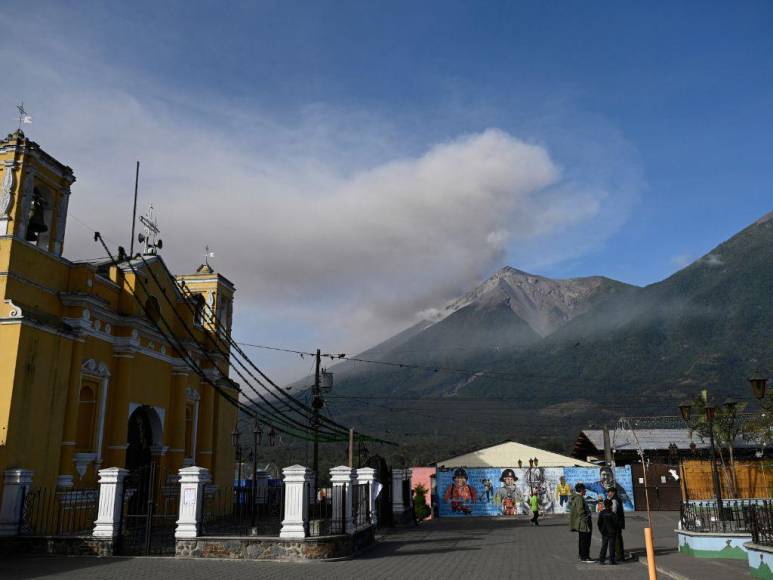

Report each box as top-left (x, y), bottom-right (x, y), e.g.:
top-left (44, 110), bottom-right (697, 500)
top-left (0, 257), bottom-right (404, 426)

top-left (436, 466), bottom-right (634, 517)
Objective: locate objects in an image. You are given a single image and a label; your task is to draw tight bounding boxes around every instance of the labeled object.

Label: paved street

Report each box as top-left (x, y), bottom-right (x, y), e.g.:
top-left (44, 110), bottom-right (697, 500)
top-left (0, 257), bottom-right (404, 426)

top-left (2, 512), bottom-right (750, 580)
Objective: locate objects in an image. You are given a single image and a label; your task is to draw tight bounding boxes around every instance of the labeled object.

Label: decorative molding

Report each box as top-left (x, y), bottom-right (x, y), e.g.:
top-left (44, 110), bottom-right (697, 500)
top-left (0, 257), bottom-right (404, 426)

top-left (81, 358), bottom-right (110, 378)
top-left (5, 299), bottom-right (22, 319)
top-left (73, 452), bottom-right (97, 479)
top-left (0, 160), bottom-right (16, 217)
top-left (184, 387), bottom-right (201, 402)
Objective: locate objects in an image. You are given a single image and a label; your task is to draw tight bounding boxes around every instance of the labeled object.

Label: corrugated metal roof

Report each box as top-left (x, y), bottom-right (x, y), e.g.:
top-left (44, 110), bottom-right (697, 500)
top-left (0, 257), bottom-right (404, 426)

top-left (581, 429), bottom-right (757, 452)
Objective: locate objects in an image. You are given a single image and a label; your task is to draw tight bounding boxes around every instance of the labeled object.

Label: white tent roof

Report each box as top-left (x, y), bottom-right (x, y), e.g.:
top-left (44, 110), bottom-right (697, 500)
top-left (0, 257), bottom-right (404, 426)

top-left (436, 440), bottom-right (596, 468)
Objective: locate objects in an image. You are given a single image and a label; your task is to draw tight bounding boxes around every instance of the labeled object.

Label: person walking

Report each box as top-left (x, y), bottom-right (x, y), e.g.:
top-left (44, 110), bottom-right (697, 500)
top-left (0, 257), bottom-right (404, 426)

top-left (569, 483), bottom-right (593, 562)
top-left (607, 487), bottom-right (626, 561)
top-left (597, 499), bottom-right (619, 565)
top-left (529, 490), bottom-right (540, 526)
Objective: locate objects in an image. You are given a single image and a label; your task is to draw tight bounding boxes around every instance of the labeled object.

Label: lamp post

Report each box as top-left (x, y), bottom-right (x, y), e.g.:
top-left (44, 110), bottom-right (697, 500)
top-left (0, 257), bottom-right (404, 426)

top-left (679, 400), bottom-right (724, 517)
top-left (231, 425), bottom-right (242, 491)
top-left (250, 418), bottom-right (262, 533)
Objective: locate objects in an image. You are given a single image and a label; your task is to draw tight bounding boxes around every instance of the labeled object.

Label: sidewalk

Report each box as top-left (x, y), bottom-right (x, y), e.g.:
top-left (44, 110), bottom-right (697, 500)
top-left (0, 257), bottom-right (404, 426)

top-left (0, 512), bottom-right (751, 579)
top-left (610, 511), bottom-right (750, 579)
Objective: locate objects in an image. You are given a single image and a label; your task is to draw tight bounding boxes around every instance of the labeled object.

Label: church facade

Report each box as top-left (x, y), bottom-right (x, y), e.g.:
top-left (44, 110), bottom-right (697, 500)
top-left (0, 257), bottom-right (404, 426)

top-left (0, 129), bottom-right (238, 494)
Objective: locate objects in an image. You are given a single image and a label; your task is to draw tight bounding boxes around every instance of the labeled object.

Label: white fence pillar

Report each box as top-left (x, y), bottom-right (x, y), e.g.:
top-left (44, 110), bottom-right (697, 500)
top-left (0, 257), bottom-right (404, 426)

top-left (93, 467), bottom-right (128, 537)
top-left (175, 466), bottom-right (211, 539)
top-left (0, 468), bottom-right (33, 536)
top-left (331, 465), bottom-right (354, 534)
top-left (356, 466), bottom-right (377, 527)
top-left (280, 465), bottom-right (311, 538)
top-left (391, 468), bottom-right (405, 515)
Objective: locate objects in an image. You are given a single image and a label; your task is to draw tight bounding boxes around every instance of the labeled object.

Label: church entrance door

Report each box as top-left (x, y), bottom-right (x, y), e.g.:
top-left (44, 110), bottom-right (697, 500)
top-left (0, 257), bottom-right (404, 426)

top-left (118, 406), bottom-right (178, 556)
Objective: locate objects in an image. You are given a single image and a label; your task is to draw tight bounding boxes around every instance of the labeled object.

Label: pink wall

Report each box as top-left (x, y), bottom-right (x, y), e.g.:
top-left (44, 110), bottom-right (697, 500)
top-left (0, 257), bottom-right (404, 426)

top-left (412, 467), bottom-right (437, 520)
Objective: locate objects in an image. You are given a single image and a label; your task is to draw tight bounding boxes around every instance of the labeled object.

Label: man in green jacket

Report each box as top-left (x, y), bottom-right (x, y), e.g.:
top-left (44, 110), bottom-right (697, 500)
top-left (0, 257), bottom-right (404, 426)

top-left (569, 483), bottom-right (593, 562)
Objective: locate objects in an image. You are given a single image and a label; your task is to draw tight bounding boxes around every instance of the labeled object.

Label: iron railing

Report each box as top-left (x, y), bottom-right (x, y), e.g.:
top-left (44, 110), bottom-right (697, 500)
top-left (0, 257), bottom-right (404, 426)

top-left (680, 500), bottom-right (758, 534)
top-left (19, 487), bottom-right (98, 536)
top-left (352, 483), bottom-right (371, 529)
top-left (308, 486), bottom-right (333, 537)
top-left (201, 483), bottom-right (284, 536)
top-left (119, 465), bottom-right (180, 556)
top-left (749, 501), bottom-right (773, 546)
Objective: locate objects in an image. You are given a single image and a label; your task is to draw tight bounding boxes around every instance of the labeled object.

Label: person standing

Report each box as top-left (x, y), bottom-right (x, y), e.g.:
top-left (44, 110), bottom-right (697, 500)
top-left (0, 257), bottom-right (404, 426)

top-left (607, 487), bottom-right (626, 561)
top-left (569, 483), bottom-right (593, 562)
top-left (597, 499), bottom-right (619, 565)
top-left (530, 490), bottom-right (540, 526)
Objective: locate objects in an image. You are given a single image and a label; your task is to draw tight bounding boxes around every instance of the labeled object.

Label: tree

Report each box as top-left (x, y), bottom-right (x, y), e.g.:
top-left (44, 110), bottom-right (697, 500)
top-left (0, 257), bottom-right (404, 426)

top-left (413, 483), bottom-right (431, 521)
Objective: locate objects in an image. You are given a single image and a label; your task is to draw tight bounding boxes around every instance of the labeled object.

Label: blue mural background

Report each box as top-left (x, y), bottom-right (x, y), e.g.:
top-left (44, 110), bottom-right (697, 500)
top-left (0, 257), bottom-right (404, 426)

top-left (436, 465), bottom-right (634, 517)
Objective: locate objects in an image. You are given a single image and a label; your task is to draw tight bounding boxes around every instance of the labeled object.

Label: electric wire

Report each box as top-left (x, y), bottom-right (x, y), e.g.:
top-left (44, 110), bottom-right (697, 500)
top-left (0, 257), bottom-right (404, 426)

top-left (136, 253), bottom-right (349, 440)
top-left (94, 236), bottom-right (331, 442)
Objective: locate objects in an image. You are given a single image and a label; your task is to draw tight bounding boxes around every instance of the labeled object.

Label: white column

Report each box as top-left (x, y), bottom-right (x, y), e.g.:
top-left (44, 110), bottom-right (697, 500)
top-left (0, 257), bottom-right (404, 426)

top-left (279, 465), bottom-right (312, 539)
top-left (0, 469), bottom-right (33, 536)
top-left (175, 466), bottom-right (211, 539)
top-left (392, 468), bottom-right (405, 515)
top-left (331, 465), bottom-right (355, 534)
top-left (356, 466), bottom-right (377, 527)
top-left (92, 467), bottom-right (128, 538)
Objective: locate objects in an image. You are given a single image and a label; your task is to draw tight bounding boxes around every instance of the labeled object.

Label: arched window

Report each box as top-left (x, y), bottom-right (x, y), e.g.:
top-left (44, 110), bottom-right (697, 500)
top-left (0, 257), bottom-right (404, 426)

top-left (75, 384), bottom-right (97, 451)
top-left (184, 404), bottom-right (194, 459)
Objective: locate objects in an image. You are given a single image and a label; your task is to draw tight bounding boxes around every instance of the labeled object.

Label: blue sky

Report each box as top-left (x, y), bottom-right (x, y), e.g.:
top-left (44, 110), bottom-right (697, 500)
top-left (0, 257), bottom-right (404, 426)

top-left (2, 1), bottom-right (772, 379)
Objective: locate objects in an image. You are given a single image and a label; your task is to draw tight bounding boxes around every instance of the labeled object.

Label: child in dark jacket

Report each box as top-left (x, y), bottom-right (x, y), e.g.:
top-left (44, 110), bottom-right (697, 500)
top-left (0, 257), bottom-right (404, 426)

top-left (597, 499), bottom-right (619, 565)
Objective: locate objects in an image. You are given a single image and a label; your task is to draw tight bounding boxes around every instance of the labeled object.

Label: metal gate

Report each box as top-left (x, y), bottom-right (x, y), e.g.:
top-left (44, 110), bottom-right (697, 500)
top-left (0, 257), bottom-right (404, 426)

top-left (118, 463), bottom-right (180, 556)
top-left (631, 463), bottom-right (682, 511)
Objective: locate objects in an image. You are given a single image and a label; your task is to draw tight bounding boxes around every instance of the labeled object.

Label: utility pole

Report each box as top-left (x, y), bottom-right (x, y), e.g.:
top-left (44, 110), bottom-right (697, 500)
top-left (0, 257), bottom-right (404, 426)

top-left (312, 348), bottom-right (322, 490)
top-left (603, 425), bottom-right (613, 468)
top-left (348, 428), bottom-right (355, 468)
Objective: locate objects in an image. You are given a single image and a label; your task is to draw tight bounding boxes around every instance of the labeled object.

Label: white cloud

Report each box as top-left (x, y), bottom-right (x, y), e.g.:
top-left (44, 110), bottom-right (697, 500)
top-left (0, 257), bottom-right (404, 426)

top-left (0, 10), bottom-right (640, 380)
top-left (671, 254), bottom-right (692, 269)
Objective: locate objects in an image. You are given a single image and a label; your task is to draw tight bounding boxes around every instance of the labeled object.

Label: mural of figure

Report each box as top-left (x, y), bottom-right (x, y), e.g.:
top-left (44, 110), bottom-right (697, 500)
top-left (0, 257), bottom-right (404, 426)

top-left (556, 476), bottom-right (572, 512)
top-left (493, 468), bottom-right (522, 515)
top-left (520, 466), bottom-right (556, 514)
top-left (443, 468), bottom-right (477, 514)
top-left (480, 479), bottom-right (494, 503)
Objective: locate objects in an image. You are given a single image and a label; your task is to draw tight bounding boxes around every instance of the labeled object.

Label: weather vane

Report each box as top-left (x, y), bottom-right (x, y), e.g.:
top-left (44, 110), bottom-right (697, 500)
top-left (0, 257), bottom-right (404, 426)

top-left (16, 102), bottom-right (32, 131)
top-left (137, 204), bottom-right (163, 255)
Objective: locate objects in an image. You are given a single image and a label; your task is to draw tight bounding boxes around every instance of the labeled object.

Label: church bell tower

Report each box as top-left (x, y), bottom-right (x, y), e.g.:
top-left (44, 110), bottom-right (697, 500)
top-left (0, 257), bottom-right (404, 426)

top-left (0, 129), bottom-right (75, 255)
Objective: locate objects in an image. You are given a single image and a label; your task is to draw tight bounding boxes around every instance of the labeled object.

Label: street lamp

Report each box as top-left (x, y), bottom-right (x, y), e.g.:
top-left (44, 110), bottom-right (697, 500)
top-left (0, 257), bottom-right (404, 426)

top-left (749, 373), bottom-right (771, 408)
top-left (231, 425), bottom-right (242, 490)
top-left (250, 418), bottom-right (262, 533)
top-left (678, 399), bottom-right (724, 517)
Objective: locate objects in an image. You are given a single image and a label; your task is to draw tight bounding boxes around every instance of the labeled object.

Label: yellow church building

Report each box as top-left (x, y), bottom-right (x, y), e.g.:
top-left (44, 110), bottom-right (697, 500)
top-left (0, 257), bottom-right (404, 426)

top-left (0, 129), bottom-right (238, 495)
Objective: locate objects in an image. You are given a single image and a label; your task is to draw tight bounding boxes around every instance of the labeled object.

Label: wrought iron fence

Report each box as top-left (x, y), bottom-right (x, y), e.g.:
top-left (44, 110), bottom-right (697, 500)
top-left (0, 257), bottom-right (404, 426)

top-left (201, 483), bottom-right (284, 536)
top-left (119, 465), bottom-right (180, 556)
top-left (19, 487), bottom-right (98, 536)
top-left (680, 500), bottom-right (758, 534)
top-left (749, 501), bottom-right (773, 546)
top-left (352, 483), bottom-right (371, 529)
top-left (308, 486), bottom-right (333, 537)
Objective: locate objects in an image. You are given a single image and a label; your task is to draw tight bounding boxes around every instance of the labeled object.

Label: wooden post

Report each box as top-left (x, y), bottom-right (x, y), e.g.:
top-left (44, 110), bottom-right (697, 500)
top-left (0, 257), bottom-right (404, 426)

top-left (644, 527), bottom-right (658, 580)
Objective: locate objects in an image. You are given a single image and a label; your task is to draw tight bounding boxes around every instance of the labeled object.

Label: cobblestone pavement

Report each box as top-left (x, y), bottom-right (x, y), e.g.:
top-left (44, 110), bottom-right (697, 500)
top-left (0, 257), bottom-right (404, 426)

top-left (1, 512), bottom-right (750, 579)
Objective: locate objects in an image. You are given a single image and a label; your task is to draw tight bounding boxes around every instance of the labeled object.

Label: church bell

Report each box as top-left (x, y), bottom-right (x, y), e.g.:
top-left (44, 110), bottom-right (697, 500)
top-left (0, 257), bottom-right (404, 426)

top-left (25, 198), bottom-right (48, 241)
